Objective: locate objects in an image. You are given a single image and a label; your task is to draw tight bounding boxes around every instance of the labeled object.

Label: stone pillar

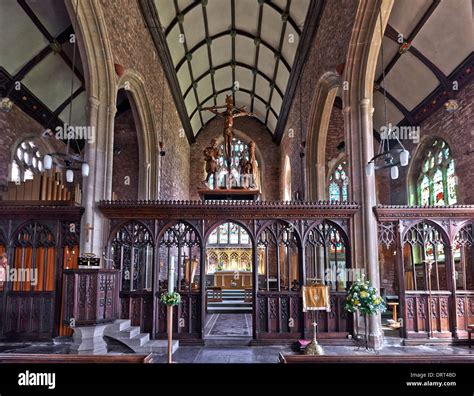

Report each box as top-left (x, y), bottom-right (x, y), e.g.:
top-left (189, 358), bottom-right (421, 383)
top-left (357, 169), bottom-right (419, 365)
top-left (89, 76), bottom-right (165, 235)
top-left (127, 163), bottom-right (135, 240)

top-left (361, 98), bottom-right (384, 348)
top-left (345, 100), bottom-right (384, 348)
top-left (80, 97), bottom-right (116, 259)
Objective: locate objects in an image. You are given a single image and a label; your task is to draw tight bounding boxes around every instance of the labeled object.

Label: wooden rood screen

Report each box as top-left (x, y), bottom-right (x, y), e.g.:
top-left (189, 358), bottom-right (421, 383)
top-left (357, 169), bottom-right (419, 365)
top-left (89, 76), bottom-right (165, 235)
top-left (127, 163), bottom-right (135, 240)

top-left (99, 200), bottom-right (358, 342)
top-left (0, 205), bottom-right (83, 341)
top-left (375, 205), bottom-right (474, 340)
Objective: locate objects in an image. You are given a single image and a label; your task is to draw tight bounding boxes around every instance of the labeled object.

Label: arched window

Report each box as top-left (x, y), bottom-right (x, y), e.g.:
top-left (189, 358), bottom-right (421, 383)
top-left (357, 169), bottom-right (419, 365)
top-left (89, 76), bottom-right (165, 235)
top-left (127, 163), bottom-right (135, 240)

top-left (11, 139), bottom-right (44, 182)
top-left (207, 222), bottom-right (251, 246)
top-left (417, 139), bottom-right (457, 205)
top-left (328, 160), bottom-right (348, 202)
top-left (209, 137), bottom-right (258, 189)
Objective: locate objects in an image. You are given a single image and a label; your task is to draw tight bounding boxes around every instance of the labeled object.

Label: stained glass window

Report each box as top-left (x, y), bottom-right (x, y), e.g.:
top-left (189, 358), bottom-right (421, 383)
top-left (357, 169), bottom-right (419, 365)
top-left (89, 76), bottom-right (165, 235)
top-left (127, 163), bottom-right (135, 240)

top-left (219, 224), bottom-right (229, 244)
top-left (230, 223), bottom-right (239, 244)
top-left (327, 161), bottom-right (349, 203)
top-left (208, 137), bottom-right (259, 189)
top-left (209, 229), bottom-right (218, 244)
top-left (208, 223), bottom-right (251, 246)
top-left (416, 139), bottom-right (457, 206)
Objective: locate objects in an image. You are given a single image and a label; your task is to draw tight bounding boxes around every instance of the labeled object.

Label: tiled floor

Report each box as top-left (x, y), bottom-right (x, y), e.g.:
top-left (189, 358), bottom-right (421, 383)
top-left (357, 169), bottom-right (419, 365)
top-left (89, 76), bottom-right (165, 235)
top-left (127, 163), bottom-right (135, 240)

top-left (204, 313), bottom-right (252, 337)
top-left (0, 341), bottom-right (471, 364)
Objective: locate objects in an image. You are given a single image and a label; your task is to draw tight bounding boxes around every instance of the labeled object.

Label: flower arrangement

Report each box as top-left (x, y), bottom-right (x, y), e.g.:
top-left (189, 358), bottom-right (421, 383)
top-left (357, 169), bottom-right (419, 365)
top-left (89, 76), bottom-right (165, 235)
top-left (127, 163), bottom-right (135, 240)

top-left (344, 279), bottom-right (386, 315)
top-left (216, 263), bottom-right (224, 271)
top-left (160, 291), bottom-right (181, 306)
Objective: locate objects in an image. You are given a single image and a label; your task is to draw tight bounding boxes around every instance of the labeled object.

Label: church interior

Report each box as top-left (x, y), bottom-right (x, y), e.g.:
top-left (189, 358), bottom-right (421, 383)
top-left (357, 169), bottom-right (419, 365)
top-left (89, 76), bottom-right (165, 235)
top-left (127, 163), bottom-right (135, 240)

top-left (0, 0), bottom-right (473, 375)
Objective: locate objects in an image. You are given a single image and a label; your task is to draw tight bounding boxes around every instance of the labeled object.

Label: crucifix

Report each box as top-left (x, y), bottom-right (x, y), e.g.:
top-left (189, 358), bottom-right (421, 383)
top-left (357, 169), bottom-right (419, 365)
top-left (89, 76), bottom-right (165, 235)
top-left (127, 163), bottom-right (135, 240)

top-left (84, 223), bottom-right (94, 243)
top-left (201, 95), bottom-right (255, 175)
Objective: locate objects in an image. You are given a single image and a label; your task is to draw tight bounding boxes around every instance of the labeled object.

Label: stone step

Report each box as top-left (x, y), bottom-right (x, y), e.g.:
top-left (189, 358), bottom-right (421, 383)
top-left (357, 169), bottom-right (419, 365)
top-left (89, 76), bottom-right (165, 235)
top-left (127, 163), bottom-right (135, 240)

top-left (205, 337), bottom-right (252, 346)
top-left (207, 307), bottom-right (252, 313)
top-left (135, 340), bottom-right (179, 354)
top-left (106, 319), bottom-right (131, 332)
top-left (208, 301), bottom-right (252, 307)
top-left (126, 333), bottom-right (150, 347)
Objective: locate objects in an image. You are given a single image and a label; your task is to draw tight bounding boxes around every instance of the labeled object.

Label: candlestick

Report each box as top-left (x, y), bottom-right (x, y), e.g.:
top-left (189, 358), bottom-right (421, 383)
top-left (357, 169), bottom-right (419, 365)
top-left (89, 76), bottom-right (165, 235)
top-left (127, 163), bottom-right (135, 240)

top-left (168, 256), bottom-right (175, 293)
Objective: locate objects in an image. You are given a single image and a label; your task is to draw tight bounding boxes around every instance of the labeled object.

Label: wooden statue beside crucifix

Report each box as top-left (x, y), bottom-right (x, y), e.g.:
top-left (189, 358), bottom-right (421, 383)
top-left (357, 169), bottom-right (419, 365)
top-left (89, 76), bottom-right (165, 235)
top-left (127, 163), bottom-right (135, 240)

top-left (201, 95), bottom-right (255, 174)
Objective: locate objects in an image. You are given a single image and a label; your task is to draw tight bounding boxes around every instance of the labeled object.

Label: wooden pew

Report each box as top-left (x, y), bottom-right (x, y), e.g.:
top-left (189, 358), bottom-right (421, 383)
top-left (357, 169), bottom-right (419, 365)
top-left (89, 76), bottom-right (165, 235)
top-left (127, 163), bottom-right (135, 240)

top-left (279, 353), bottom-right (474, 364)
top-left (0, 353), bottom-right (153, 364)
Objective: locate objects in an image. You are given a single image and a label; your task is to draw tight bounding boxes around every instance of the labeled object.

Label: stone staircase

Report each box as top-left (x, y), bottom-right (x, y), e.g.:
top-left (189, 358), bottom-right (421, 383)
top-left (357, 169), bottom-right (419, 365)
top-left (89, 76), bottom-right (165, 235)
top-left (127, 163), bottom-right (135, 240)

top-left (104, 319), bottom-right (178, 354)
top-left (207, 289), bottom-right (252, 313)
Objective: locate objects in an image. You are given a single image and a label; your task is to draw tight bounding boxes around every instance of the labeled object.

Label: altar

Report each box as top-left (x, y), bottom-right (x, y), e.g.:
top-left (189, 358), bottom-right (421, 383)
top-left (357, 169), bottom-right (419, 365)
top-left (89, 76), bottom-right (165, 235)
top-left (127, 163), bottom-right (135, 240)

top-left (213, 271), bottom-right (252, 289)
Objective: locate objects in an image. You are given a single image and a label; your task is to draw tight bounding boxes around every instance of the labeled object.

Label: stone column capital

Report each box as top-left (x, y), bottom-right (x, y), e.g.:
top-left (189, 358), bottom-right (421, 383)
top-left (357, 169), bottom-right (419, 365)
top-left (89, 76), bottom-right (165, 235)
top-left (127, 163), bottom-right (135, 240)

top-left (88, 96), bottom-right (100, 110)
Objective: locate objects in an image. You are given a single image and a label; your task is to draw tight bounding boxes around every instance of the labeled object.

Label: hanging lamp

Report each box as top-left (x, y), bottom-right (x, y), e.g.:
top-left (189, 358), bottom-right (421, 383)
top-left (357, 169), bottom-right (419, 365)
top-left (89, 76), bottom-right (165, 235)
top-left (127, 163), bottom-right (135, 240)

top-left (366, 7), bottom-right (410, 180)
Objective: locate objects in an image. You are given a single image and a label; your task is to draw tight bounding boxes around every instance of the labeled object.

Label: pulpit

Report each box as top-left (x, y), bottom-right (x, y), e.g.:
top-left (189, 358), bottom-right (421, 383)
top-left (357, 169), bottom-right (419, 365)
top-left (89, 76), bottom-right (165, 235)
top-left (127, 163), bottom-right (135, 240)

top-left (63, 268), bottom-right (119, 354)
top-left (63, 268), bottom-right (119, 326)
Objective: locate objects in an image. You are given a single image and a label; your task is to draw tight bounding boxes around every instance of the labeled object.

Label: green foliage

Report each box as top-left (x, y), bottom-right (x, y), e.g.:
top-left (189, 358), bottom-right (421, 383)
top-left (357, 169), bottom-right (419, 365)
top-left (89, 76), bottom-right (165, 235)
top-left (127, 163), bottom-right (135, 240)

top-left (344, 279), bottom-right (386, 316)
top-left (160, 291), bottom-right (181, 306)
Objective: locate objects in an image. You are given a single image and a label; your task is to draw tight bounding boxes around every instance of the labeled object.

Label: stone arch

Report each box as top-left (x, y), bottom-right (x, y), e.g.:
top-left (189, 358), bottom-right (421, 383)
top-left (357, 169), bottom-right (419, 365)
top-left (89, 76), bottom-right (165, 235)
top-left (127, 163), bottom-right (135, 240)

top-left (117, 71), bottom-right (158, 199)
top-left (65, 0), bottom-right (117, 256)
top-left (305, 71), bottom-right (342, 200)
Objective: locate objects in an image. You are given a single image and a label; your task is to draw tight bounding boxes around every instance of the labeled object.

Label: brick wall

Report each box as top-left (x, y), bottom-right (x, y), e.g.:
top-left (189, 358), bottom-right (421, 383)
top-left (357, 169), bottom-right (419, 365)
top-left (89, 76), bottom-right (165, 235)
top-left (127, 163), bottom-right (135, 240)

top-left (112, 109), bottom-right (139, 200)
top-left (389, 80), bottom-right (473, 205)
top-left (189, 117), bottom-right (280, 201)
top-left (99, 0), bottom-right (190, 200)
top-left (279, 0), bottom-right (359, 199)
top-left (325, 106), bottom-right (345, 175)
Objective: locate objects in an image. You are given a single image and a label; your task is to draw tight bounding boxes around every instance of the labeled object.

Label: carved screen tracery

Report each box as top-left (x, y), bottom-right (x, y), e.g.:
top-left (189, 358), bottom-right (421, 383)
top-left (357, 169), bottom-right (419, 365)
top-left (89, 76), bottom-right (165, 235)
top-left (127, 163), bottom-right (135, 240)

top-left (305, 222), bottom-right (350, 291)
top-left (12, 222), bottom-right (56, 292)
top-left (257, 222), bottom-right (300, 292)
top-left (453, 224), bottom-right (473, 290)
top-left (159, 222), bottom-right (201, 292)
top-left (111, 221), bottom-right (154, 292)
top-left (403, 222), bottom-right (448, 291)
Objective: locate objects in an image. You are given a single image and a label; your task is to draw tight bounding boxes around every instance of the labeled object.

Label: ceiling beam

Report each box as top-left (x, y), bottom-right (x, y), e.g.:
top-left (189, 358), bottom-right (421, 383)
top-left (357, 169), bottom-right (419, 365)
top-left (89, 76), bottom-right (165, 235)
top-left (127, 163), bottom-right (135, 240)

top-left (383, 24), bottom-right (449, 90)
top-left (174, 29), bottom-right (292, 74)
top-left (201, 2), bottom-right (217, 107)
top-left (274, 0), bottom-right (326, 144)
top-left (231, 0), bottom-right (236, 106)
top-left (139, 0), bottom-right (195, 144)
top-left (174, 0), bottom-right (204, 128)
top-left (250, 2), bottom-right (264, 113)
top-left (376, 86), bottom-right (416, 125)
top-left (164, 0), bottom-right (301, 37)
top-left (182, 61), bottom-right (285, 102)
top-left (376, 0), bottom-right (441, 85)
top-left (53, 86), bottom-right (85, 117)
top-left (265, 0), bottom-right (291, 126)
